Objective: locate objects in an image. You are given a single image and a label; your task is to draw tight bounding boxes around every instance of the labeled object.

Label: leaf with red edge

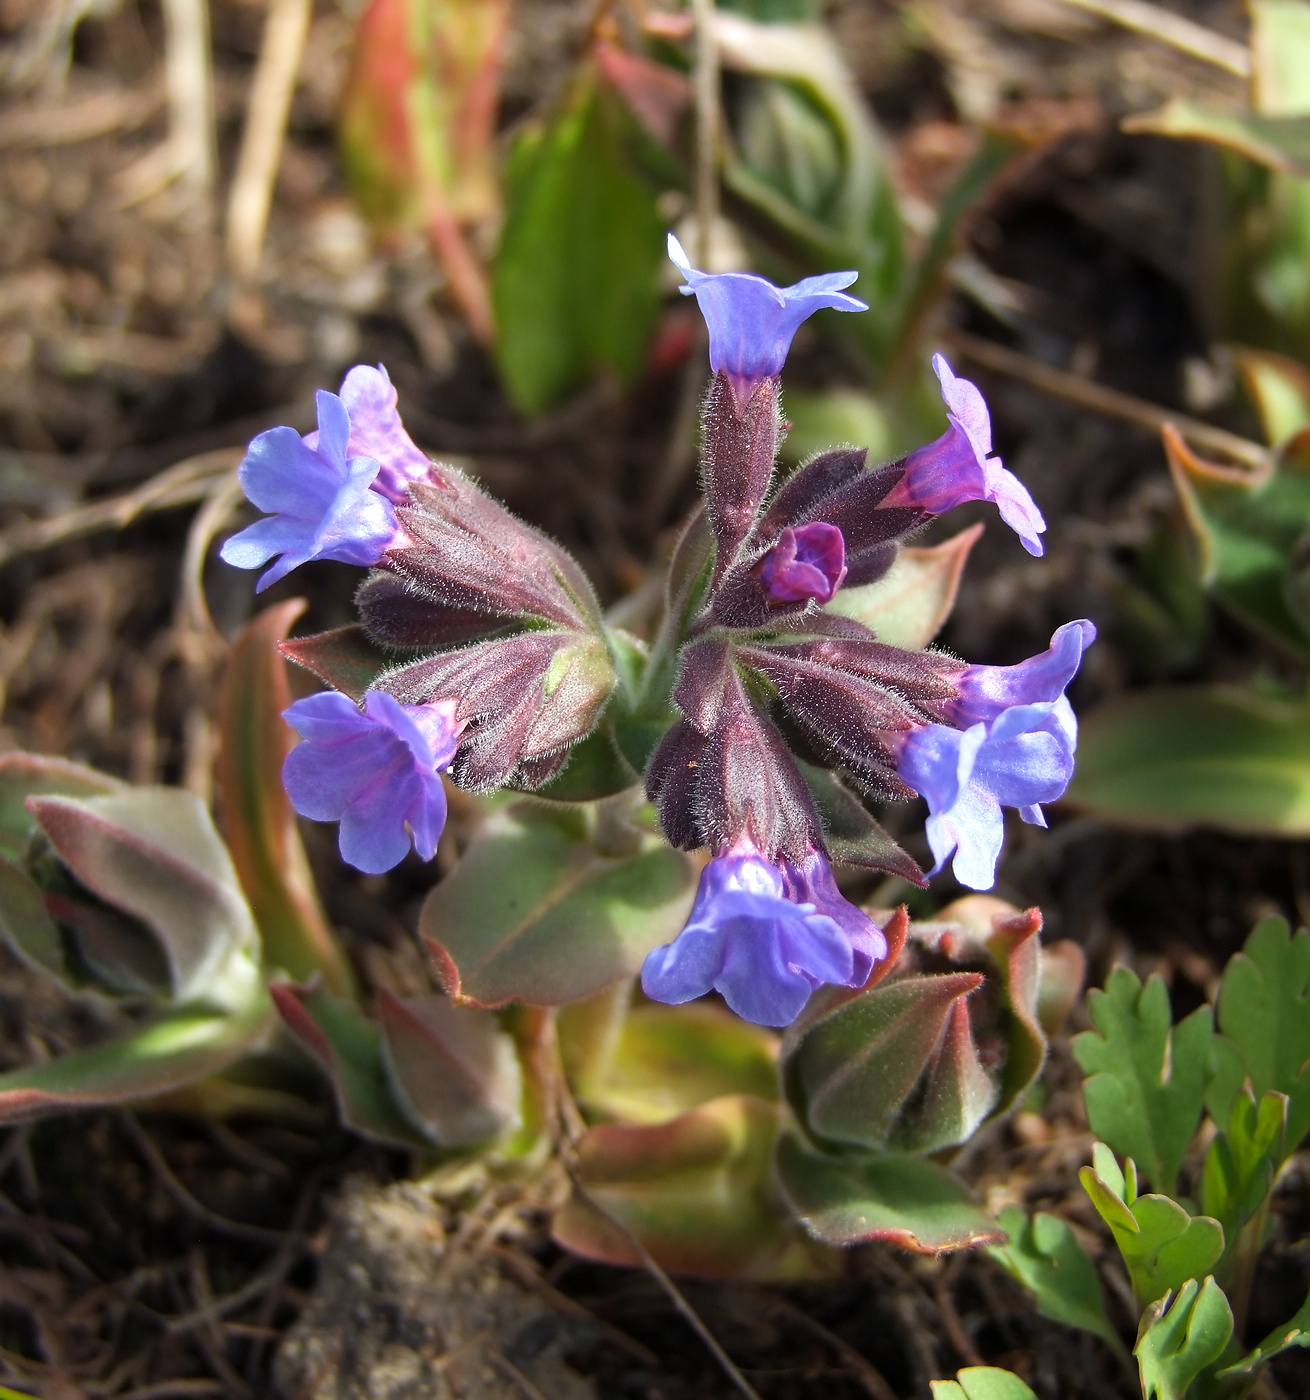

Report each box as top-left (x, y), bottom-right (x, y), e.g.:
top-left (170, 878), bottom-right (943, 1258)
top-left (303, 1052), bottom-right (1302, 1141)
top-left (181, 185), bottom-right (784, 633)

top-left (420, 801), bottom-right (695, 1008)
top-left (376, 990), bottom-right (521, 1148)
top-left (279, 624), bottom-right (393, 703)
top-left (28, 789), bottom-right (256, 1004)
top-left (270, 983), bottom-right (430, 1148)
top-left (0, 967), bottom-right (272, 1123)
top-left (826, 524), bottom-right (983, 650)
top-left (553, 1094), bottom-right (827, 1280)
top-left (340, 0), bottom-right (508, 234)
top-left (0, 752), bottom-right (121, 861)
top-left (775, 1129), bottom-right (1002, 1253)
top-left (218, 601), bottom-right (353, 995)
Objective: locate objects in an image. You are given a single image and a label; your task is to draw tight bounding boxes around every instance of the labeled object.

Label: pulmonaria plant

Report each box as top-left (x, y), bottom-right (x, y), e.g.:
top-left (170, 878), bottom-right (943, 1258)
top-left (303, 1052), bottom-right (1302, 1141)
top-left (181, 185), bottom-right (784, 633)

top-left (221, 238), bottom-right (1091, 1029)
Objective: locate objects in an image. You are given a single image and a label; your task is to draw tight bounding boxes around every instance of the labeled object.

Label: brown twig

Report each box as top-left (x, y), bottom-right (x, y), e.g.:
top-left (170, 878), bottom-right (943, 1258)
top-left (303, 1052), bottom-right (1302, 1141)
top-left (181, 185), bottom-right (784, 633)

top-left (563, 1167), bottom-right (764, 1400)
top-left (0, 449), bottom-right (240, 568)
top-left (226, 0), bottom-right (312, 278)
top-left (946, 329), bottom-right (1270, 470)
top-left (763, 1295), bottom-right (900, 1400)
top-left (119, 1115), bottom-right (287, 1246)
top-left (161, 0), bottom-right (217, 219)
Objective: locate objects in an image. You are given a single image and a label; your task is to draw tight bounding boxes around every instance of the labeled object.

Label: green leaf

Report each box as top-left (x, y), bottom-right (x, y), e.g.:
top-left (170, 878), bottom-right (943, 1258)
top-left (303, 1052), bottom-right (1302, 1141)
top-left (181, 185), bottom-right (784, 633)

top-left (28, 789), bottom-right (258, 1007)
top-left (1201, 1089), bottom-right (1288, 1259)
top-left (1070, 685), bottom-right (1310, 835)
top-left (798, 762), bottom-right (924, 881)
top-left (780, 389), bottom-right (899, 464)
top-left (1072, 966), bottom-right (1212, 1196)
top-left (279, 624), bottom-right (393, 702)
top-left (774, 1129), bottom-right (1003, 1253)
top-left (1251, 0), bottom-right (1310, 116)
top-left (270, 983), bottom-right (430, 1148)
top-left (553, 1094), bottom-right (825, 1280)
top-left (376, 991), bottom-right (521, 1149)
top-left (1135, 1278), bottom-right (1234, 1400)
top-left (826, 524), bottom-right (983, 650)
top-left (1080, 1146), bottom-right (1225, 1312)
top-left (217, 600), bottom-right (354, 995)
top-left (1237, 348), bottom-right (1310, 446)
top-left (930, 1368), bottom-right (1038, 1400)
top-left (1212, 1286), bottom-right (1310, 1392)
top-left (585, 1001), bottom-right (779, 1124)
top-left (493, 68), bottom-right (664, 414)
top-left (988, 1207), bottom-right (1126, 1355)
top-left (783, 971), bottom-right (988, 1153)
top-left (1166, 424), bottom-right (1310, 657)
top-left (420, 801), bottom-right (696, 1008)
top-left (0, 953), bottom-right (272, 1123)
top-left (1125, 98), bottom-right (1310, 179)
top-left (1214, 916), bottom-right (1310, 1151)
top-left (0, 752), bottom-right (120, 861)
top-left (0, 855), bottom-right (65, 981)
top-left (528, 724), bottom-right (640, 802)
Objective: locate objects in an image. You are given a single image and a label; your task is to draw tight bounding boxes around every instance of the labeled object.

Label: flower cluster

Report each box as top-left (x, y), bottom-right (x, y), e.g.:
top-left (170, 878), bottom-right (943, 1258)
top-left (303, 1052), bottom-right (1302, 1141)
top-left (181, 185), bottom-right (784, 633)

top-left (220, 239), bottom-right (1090, 1027)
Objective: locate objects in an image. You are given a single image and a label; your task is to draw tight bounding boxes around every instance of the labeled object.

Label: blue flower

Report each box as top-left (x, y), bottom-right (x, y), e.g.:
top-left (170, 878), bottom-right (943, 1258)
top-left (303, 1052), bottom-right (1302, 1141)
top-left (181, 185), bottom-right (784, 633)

top-left (895, 701), bottom-right (1078, 891)
top-left (949, 620), bottom-right (1096, 727)
top-left (757, 522), bottom-right (848, 604)
top-left (889, 355), bottom-right (1046, 556)
top-left (282, 689), bottom-right (460, 875)
top-left (220, 389), bottom-right (401, 591)
top-left (668, 234), bottom-right (867, 400)
top-left (641, 841), bottom-right (884, 1026)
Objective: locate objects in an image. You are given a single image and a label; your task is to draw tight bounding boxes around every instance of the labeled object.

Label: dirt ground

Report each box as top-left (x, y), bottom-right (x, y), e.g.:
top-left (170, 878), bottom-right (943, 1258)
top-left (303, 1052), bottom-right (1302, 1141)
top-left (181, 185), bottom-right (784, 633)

top-left (0, 0), bottom-right (1306, 1396)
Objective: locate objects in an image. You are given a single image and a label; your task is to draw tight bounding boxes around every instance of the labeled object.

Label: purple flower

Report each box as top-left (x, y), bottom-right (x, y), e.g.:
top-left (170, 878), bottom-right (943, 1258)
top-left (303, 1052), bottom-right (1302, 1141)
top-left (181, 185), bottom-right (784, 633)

top-left (756, 522), bottom-right (848, 604)
top-left (781, 848), bottom-right (888, 986)
top-left (889, 355), bottom-right (1046, 556)
top-left (641, 841), bottom-right (882, 1026)
top-left (895, 701), bottom-right (1078, 891)
top-left (668, 234), bottom-right (867, 401)
top-left (220, 389), bottom-right (401, 591)
top-left (310, 364), bottom-right (432, 502)
top-left (948, 620), bottom-right (1096, 727)
top-left (282, 689), bottom-right (460, 875)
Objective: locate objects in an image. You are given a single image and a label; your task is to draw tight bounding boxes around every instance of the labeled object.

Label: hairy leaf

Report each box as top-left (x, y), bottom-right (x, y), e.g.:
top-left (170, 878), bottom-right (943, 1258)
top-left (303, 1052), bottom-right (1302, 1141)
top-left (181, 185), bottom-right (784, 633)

top-left (420, 801), bottom-right (695, 1007)
top-left (775, 1130), bottom-right (1002, 1253)
top-left (553, 1094), bottom-right (824, 1280)
top-left (826, 524), bottom-right (982, 650)
top-left (270, 983), bottom-right (429, 1148)
top-left (0, 752), bottom-right (120, 861)
top-left (28, 789), bottom-right (257, 1007)
top-left (377, 991), bottom-right (521, 1148)
top-left (0, 955), bottom-right (271, 1123)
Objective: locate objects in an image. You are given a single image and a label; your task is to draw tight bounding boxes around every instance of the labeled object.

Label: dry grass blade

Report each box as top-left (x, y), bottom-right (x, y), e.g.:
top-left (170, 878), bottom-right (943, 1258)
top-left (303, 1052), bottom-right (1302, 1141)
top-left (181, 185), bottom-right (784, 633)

top-left (161, 0), bottom-right (217, 216)
top-left (0, 80), bottom-right (165, 149)
top-left (1054, 0), bottom-right (1251, 76)
top-left (947, 330), bottom-right (1270, 470)
top-left (225, 0), bottom-right (312, 279)
top-left (0, 448), bottom-right (240, 567)
top-left (762, 1295), bottom-right (900, 1400)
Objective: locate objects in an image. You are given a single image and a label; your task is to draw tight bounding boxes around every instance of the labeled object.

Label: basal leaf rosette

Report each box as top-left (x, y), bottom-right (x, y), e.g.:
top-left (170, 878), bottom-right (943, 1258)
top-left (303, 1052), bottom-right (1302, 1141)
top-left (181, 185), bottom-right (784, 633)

top-left (0, 754), bottom-right (274, 1122)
